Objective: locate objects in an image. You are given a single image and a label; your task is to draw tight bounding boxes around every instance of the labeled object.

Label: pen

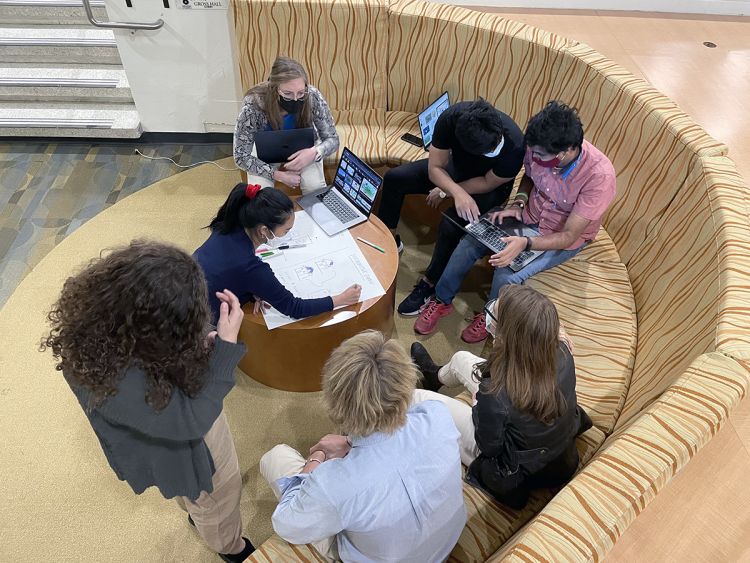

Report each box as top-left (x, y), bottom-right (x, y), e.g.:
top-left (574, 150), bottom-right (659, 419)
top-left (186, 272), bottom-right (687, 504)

top-left (357, 237), bottom-right (385, 253)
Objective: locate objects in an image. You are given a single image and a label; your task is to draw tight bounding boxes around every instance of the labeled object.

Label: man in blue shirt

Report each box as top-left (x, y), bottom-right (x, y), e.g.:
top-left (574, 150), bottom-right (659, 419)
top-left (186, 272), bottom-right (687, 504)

top-left (260, 330), bottom-right (467, 562)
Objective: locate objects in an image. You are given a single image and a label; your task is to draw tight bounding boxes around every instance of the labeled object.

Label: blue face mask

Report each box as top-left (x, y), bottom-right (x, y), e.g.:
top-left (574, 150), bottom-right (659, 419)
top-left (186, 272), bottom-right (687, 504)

top-left (483, 136), bottom-right (505, 158)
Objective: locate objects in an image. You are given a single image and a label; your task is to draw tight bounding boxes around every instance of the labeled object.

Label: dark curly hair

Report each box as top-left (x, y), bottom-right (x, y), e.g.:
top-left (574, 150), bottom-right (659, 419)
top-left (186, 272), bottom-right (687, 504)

top-left (525, 100), bottom-right (584, 154)
top-left (41, 239), bottom-right (212, 411)
top-left (455, 99), bottom-right (505, 155)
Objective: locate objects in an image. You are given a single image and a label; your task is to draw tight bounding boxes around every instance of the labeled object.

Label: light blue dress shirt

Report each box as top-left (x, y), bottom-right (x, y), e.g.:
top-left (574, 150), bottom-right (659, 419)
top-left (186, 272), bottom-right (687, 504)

top-left (272, 400), bottom-right (467, 562)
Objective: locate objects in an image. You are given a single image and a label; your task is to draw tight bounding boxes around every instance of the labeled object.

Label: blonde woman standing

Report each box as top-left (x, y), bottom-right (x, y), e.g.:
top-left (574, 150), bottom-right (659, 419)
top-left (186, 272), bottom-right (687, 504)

top-left (234, 56), bottom-right (339, 194)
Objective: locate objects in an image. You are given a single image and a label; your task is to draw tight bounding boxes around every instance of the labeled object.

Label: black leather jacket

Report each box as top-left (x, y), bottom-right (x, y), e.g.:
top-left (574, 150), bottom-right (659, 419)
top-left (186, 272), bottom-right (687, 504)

top-left (468, 343), bottom-right (590, 503)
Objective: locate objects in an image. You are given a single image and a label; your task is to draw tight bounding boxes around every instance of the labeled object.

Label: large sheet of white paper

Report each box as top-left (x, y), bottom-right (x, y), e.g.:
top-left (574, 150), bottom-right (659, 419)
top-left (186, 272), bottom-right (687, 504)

top-left (260, 211), bottom-right (386, 329)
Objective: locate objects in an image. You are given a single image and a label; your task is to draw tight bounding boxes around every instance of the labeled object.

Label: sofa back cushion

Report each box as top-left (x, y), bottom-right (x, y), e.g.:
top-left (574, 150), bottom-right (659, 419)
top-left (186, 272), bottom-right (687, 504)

top-left (387, 0), bottom-right (573, 133)
top-left (617, 155), bottom-right (750, 427)
top-left (548, 44), bottom-right (727, 264)
top-left (491, 351), bottom-right (749, 562)
top-left (232, 0), bottom-right (389, 110)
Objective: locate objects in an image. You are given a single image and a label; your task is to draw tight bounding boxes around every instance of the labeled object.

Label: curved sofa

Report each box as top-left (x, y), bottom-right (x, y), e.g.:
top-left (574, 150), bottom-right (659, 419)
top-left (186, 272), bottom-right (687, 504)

top-left (231, 0), bottom-right (750, 560)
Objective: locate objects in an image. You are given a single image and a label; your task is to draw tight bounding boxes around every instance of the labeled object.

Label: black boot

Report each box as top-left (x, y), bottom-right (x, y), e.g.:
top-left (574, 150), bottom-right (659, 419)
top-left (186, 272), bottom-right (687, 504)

top-left (189, 516), bottom-right (255, 562)
top-left (219, 538), bottom-right (255, 562)
top-left (410, 342), bottom-right (443, 391)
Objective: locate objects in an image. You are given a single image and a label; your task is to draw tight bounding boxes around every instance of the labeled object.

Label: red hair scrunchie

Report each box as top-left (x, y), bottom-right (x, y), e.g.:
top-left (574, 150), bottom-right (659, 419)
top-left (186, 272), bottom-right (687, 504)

top-left (244, 183), bottom-right (262, 199)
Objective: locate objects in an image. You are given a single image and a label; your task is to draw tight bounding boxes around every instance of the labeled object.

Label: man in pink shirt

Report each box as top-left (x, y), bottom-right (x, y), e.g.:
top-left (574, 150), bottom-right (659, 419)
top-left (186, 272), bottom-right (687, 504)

top-left (414, 101), bottom-right (616, 342)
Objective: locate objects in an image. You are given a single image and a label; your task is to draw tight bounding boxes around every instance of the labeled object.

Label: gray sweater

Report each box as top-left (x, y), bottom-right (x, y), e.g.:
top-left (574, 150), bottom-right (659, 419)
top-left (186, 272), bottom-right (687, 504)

top-left (66, 338), bottom-right (246, 501)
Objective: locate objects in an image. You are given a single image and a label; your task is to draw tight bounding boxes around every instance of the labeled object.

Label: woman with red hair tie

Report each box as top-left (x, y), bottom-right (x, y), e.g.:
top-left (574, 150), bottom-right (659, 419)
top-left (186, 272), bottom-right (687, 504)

top-left (193, 184), bottom-right (361, 323)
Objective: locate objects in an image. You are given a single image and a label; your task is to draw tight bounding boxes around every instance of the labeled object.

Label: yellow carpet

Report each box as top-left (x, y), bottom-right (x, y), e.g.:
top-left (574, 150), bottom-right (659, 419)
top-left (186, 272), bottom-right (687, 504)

top-left (0, 158), bottom-right (487, 562)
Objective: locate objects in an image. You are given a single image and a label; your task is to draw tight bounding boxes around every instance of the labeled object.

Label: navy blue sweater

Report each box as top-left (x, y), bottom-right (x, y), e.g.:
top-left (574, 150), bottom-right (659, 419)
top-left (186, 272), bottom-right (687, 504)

top-left (193, 227), bottom-right (333, 322)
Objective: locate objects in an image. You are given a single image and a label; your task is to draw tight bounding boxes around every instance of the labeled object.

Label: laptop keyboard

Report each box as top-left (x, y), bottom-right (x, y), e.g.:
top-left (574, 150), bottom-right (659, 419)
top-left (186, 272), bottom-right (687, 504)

top-left (466, 219), bottom-right (509, 251)
top-left (319, 190), bottom-right (359, 223)
top-left (513, 251), bottom-right (535, 265)
top-left (467, 219), bottom-right (535, 267)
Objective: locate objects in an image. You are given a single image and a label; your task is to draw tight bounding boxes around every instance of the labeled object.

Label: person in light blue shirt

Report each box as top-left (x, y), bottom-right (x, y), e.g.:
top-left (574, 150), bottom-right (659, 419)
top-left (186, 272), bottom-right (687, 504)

top-left (260, 330), bottom-right (467, 562)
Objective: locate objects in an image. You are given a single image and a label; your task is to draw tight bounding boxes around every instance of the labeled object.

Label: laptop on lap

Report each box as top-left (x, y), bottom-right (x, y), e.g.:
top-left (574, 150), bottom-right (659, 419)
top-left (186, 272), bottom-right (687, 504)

top-left (443, 212), bottom-right (545, 272)
top-left (297, 147), bottom-right (384, 236)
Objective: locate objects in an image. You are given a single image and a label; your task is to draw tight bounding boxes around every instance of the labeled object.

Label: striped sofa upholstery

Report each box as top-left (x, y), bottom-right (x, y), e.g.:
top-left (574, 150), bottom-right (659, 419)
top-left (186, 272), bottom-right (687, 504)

top-left (231, 0), bottom-right (389, 166)
top-left (231, 0), bottom-right (750, 560)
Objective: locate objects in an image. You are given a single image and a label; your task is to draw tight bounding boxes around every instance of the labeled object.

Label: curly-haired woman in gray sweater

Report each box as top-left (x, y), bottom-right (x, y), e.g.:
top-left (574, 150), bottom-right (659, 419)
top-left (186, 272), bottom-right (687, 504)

top-left (42, 240), bottom-right (254, 562)
top-left (234, 56), bottom-right (339, 194)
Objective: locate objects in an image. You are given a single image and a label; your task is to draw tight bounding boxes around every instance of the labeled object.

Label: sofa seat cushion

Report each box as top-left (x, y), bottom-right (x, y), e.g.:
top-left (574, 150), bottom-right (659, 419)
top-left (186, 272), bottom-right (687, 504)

top-left (526, 260), bottom-right (636, 434)
top-left (573, 227), bottom-right (622, 263)
top-left (326, 109), bottom-right (388, 169)
top-left (385, 110), bottom-right (428, 166)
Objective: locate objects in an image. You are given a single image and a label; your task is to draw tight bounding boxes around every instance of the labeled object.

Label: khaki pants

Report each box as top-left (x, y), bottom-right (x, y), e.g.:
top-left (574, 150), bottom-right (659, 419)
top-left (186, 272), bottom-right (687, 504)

top-left (247, 144), bottom-right (327, 195)
top-left (259, 444), bottom-right (340, 562)
top-left (413, 351), bottom-right (483, 467)
top-left (175, 411), bottom-right (245, 555)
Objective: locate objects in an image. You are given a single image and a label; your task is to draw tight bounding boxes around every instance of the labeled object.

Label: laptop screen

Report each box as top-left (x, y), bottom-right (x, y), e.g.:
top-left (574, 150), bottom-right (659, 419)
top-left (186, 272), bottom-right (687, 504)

top-left (333, 148), bottom-right (383, 216)
top-left (418, 91), bottom-right (450, 148)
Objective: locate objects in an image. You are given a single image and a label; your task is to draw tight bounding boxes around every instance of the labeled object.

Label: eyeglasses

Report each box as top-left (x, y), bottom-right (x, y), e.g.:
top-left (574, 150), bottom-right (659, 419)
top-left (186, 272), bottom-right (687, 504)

top-left (484, 298), bottom-right (498, 338)
top-left (278, 87), bottom-right (308, 102)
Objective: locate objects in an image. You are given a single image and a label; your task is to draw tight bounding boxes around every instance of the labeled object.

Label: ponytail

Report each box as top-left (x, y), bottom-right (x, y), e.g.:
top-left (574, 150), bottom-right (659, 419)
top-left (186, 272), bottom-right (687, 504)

top-left (208, 183), bottom-right (294, 235)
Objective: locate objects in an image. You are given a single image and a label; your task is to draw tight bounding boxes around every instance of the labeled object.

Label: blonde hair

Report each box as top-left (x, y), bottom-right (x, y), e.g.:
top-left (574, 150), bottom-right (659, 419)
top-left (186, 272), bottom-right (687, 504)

top-left (481, 285), bottom-right (566, 423)
top-left (247, 56), bottom-right (312, 130)
top-left (322, 330), bottom-right (419, 437)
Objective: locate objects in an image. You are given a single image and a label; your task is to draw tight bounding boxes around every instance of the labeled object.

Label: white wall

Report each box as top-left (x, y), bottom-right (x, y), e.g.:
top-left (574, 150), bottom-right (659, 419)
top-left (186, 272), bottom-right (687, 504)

top-left (103, 0), bottom-right (243, 133)
top-left (441, 0), bottom-right (750, 16)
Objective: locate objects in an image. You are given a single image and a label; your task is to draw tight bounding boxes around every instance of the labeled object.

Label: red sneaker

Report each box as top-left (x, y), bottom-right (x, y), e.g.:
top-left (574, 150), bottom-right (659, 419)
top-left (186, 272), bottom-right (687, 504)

top-left (461, 312), bottom-right (490, 343)
top-left (414, 299), bottom-right (454, 335)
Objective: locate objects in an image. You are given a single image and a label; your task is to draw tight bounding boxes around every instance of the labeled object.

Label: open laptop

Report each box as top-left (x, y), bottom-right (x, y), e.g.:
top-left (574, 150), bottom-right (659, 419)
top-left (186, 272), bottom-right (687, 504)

top-left (297, 147), bottom-right (383, 236)
top-left (443, 212), bottom-right (544, 272)
top-left (255, 127), bottom-right (315, 163)
top-left (418, 91), bottom-right (450, 150)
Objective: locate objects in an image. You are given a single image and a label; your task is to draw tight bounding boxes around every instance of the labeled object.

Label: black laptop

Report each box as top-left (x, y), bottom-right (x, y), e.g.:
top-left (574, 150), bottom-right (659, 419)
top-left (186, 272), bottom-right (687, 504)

top-left (255, 127), bottom-right (315, 163)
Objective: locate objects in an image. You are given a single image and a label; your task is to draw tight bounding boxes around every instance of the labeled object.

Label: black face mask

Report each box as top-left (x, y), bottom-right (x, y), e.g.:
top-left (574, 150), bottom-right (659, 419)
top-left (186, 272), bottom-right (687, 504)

top-left (279, 97), bottom-right (304, 115)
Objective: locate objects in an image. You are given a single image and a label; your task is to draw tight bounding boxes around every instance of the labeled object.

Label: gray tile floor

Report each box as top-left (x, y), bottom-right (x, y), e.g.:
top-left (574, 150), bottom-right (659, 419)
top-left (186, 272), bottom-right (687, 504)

top-left (0, 139), bottom-right (234, 308)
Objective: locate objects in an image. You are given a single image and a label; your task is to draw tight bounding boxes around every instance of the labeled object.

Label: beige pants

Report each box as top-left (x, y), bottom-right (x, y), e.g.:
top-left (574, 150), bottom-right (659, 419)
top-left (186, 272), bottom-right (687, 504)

top-left (259, 444), bottom-right (340, 561)
top-left (247, 144), bottom-right (327, 195)
top-left (175, 411), bottom-right (245, 555)
top-left (413, 351), bottom-right (484, 467)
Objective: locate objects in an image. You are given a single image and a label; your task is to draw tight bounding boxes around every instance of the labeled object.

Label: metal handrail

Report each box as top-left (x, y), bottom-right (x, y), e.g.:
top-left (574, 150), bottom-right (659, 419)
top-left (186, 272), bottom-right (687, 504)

top-left (82, 0), bottom-right (164, 31)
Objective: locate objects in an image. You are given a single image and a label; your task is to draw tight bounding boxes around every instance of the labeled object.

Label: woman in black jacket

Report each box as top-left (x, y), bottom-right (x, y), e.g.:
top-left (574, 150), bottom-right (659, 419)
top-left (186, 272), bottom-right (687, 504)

top-left (411, 284), bottom-right (591, 509)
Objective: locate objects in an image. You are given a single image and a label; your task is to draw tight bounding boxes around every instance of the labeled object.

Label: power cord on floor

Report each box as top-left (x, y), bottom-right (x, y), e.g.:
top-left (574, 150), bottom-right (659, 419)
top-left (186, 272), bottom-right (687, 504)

top-left (134, 148), bottom-right (240, 171)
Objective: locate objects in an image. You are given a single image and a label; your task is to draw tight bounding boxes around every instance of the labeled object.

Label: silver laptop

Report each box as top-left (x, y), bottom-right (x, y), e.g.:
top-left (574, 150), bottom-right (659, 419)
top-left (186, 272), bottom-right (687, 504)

top-left (444, 212), bottom-right (544, 272)
top-left (297, 147), bottom-right (383, 236)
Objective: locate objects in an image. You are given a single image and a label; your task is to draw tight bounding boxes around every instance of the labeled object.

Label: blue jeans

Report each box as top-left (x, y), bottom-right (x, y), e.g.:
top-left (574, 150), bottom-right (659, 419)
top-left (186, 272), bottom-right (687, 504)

top-left (434, 228), bottom-right (584, 304)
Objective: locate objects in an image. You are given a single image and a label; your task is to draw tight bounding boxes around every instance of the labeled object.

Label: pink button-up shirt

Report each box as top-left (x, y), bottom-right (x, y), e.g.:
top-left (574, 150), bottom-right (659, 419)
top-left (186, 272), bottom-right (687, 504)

top-left (522, 140), bottom-right (616, 250)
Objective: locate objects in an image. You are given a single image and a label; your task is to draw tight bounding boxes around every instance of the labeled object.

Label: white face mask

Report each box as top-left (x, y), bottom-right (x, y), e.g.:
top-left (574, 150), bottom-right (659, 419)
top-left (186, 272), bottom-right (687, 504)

top-left (264, 227), bottom-right (292, 249)
top-left (483, 136), bottom-right (505, 158)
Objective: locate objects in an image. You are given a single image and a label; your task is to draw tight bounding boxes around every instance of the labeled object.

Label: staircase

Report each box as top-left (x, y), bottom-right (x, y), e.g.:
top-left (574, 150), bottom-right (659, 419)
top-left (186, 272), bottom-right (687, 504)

top-left (0, 0), bottom-right (142, 138)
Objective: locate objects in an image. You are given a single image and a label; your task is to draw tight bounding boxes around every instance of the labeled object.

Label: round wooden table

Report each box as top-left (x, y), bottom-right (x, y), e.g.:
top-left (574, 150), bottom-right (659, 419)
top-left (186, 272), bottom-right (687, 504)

top-left (237, 205), bottom-right (399, 392)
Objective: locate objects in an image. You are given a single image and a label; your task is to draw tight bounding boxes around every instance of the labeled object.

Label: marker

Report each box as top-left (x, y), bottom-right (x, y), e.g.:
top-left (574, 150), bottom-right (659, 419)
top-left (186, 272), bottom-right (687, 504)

top-left (357, 237), bottom-right (385, 253)
top-left (277, 243), bottom-right (308, 250)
